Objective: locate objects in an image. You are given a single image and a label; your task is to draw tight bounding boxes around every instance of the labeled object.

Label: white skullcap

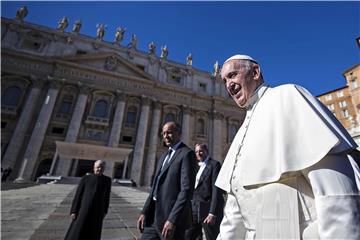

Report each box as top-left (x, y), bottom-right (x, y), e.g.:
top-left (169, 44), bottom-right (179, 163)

top-left (224, 54), bottom-right (258, 64)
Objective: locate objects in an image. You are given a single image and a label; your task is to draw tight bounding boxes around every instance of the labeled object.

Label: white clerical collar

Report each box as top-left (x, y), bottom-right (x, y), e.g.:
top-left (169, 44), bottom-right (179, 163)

top-left (246, 83), bottom-right (269, 110)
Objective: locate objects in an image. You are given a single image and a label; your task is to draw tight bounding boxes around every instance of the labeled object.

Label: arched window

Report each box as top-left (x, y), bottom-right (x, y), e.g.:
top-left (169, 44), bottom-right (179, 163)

top-left (92, 100), bottom-right (108, 118)
top-left (2, 86), bottom-right (22, 107)
top-left (164, 113), bottom-right (175, 123)
top-left (125, 106), bottom-right (137, 127)
top-left (58, 94), bottom-right (74, 114)
top-left (197, 118), bottom-right (205, 136)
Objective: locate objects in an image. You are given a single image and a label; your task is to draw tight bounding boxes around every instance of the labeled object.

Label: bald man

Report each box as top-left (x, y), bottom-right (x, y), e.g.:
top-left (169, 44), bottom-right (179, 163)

top-left (137, 122), bottom-right (197, 240)
top-left (65, 160), bottom-right (111, 240)
top-left (215, 54), bottom-right (360, 239)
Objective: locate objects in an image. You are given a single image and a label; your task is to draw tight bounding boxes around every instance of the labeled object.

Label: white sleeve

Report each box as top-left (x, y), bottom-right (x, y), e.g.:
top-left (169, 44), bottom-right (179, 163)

top-left (302, 153), bottom-right (360, 239)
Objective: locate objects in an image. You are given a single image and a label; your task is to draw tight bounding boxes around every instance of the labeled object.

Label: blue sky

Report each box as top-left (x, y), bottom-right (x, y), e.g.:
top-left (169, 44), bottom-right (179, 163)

top-left (1, 1), bottom-right (359, 96)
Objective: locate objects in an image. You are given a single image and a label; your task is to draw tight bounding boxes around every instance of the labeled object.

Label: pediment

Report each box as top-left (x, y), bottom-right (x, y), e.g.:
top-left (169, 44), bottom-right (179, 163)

top-left (57, 52), bottom-right (154, 82)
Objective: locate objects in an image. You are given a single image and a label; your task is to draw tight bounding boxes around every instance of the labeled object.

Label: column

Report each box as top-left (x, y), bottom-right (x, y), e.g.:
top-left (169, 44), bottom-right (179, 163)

top-left (54, 85), bottom-right (89, 176)
top-left (2, 79), bottom-right (43, 170)
top-left (103, 161), bottom-right (115, 178)
top-left (130, 96), bottom-right (151, 186)
top-left (181, 105), bottom-right (191, 145)
top-left (15, 80), bottom-right (62, 182)
top-left (103, 91), bottom-right (126, 178)
top-left (143, 102), bottom-right (162, 186)
top-left (212, 111), bottom-right (223, 161)
top-left (108, 91), bottom-right (126, 147)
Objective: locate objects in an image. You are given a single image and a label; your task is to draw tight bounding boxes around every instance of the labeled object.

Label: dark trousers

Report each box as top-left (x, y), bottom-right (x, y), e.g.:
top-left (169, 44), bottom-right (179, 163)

top-left (185, 221), bottom-right (220, 240)
top-left (140, 223), bottom-right (185, 240)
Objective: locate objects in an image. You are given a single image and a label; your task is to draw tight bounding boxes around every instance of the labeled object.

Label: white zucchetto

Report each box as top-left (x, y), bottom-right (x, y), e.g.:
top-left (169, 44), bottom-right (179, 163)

top-left (224, 54), bottom-right (258, 64)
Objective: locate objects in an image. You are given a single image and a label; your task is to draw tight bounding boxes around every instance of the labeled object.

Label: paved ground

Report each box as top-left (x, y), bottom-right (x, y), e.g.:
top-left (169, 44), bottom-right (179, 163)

top-left (1, 183), bottom-right (149, 240)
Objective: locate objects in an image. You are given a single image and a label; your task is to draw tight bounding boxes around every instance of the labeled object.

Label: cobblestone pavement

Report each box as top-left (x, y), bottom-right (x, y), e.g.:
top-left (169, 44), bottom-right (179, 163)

top-left (1, 183), bottom-right (149, 240)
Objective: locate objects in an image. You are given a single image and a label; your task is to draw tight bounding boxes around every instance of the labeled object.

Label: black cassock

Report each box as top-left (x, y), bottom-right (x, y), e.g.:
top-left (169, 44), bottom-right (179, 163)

top-left (65, 174), bottom-right (111, 240)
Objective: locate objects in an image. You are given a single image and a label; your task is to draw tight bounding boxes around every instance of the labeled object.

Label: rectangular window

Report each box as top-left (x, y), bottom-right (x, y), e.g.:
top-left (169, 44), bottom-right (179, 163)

top-left (339, 101), bottom-right (347, 108)
top-left (327, 104), bottom-right (335, 111)
top-left (325, 95), bottom-right (332, 101)
top-left (337, 91), bottom-right (344, 98)
top-left (342, 109), bottom-right (349, 118)
top-left (51, 127), bottom-right (65, 135)
top-left (351, 79), bottom-right (358, 89)
top-left (122, 136), bottom-right (133, 142)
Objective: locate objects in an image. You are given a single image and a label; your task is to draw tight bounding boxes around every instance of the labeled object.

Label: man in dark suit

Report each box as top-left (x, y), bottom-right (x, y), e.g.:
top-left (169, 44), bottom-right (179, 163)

top-left (137, 121), bottom-right (197, 240)
top-left (65, 160), bottom-right (111, 240)
top-left (185, 143), bottom-right (225, 240)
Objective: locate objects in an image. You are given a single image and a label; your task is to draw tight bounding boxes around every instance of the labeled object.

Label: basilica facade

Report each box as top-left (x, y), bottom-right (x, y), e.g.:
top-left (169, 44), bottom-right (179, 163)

top-left (1, 12), bottom-right (244, 186)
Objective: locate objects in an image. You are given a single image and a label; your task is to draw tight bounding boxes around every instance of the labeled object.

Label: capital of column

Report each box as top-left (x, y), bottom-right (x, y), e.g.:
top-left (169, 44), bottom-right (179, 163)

top-left (48, 76), bottom-right (65, 89)
top-left (141, 95), bottom-right (152, 106)
top-left (31, 77), bottom-right (44, 89)
top-left (115, 89), bottom-right (126, 101)
top-left (153, 101), bottom-right (162, 110)
top-left (213, 110), bottom-right (224, 120)
top-left (78, 82), bottom-right (91, 95)
top-left (182, 105), bottom-right (193, 115)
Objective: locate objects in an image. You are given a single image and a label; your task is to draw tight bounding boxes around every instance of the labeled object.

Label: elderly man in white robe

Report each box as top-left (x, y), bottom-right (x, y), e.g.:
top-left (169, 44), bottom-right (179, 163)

top-left (215, 54), bottom-right (360, 239)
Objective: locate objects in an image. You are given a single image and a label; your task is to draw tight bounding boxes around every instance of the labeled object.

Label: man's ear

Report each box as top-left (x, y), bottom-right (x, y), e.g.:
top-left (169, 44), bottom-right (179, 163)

top-left (253, 64), bottom-right (261, 80)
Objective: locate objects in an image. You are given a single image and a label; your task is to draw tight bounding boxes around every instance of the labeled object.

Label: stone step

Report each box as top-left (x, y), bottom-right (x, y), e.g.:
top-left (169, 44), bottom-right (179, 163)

top-left (1, 183), bottom-right (149, 240)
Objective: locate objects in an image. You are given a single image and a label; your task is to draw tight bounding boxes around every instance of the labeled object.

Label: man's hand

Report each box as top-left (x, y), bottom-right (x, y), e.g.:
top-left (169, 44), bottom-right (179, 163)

top-left (70, 213), bottom-right (76, 220)
top-left (162, 220), bottom-right (175, 238)
top-left (203, 214), bottom-right (216, 225)
top-left (137, 214), bottom-right (145, 233)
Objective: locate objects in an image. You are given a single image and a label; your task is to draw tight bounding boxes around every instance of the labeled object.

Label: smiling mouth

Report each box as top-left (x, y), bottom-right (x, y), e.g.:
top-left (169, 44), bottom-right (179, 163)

top-left (231, 84), bottom-right (242, 97)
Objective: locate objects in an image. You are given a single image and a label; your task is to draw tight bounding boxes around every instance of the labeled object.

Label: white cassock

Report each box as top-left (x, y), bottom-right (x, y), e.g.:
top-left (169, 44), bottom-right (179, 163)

top-left (215, 84), bottom-right (360, 239)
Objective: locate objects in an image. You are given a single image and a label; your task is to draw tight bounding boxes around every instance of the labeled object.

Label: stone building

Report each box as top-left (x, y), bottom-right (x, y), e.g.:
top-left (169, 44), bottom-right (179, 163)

top-left (317, 61), bottom-right (360, 146)
top-left (1, 12), bottom-right (244, 186)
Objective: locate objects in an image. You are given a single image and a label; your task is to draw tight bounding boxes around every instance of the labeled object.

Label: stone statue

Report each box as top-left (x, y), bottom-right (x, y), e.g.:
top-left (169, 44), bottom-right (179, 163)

top-left (128, 34), bottom-right (138, 49)
top-left (186, 53), bottom-right (193, 66)
top-left (57, 16), bottom-right (69, 31)
top-left (15, 6), bottom-right (28, 22)
top-left (161, 45), bottom-right (169, 60)
top-left (213, 60), bottom-right (219, 77)
top-left (96, 24), bottom-right (105, 40)
top-left (72, 20), bottom-right (82, 33)
top-left (114, 27), bottom-right (126, 44)
top-left (148, 41), bottom-right (156, 55)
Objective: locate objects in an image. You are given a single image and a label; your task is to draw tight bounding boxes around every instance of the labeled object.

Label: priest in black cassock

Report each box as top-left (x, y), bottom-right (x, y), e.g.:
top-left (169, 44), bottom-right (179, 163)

top-left (64, 160), bottom-right (111, 240)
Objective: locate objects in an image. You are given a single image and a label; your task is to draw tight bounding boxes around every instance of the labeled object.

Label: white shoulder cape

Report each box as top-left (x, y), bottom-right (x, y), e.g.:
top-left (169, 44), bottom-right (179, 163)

top-left (216, 84), bottom-right (357, 191)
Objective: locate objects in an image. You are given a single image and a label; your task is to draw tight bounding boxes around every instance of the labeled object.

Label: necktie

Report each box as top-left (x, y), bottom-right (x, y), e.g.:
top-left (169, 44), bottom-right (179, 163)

top-left (152, 148), bottom-right (174, 200)
top-left (161, 149), bottom-right (173, 169)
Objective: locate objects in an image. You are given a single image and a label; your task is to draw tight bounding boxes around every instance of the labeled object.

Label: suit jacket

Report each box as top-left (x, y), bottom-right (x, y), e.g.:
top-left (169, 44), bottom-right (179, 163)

top-left (142, 142), bottom-right (197, 233)
top-left (192, 158), bottom-right (224, 221)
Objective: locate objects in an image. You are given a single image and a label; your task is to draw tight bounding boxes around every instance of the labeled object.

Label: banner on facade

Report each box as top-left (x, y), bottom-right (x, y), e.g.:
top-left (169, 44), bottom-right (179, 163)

top-left (55, 141), bottom-right (132, 162)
